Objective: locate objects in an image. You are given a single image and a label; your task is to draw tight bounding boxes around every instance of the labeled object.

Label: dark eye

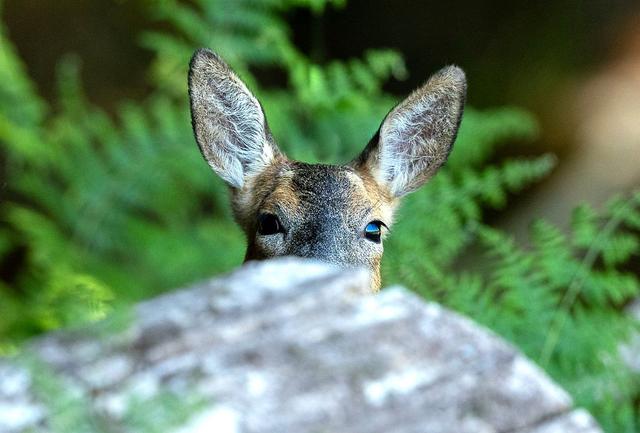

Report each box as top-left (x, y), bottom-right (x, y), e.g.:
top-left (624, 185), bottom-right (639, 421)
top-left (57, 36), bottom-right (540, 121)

top-left (364, 221), bottom-right (384, 243)
top-left (257, 213), bottom-right (283, 236)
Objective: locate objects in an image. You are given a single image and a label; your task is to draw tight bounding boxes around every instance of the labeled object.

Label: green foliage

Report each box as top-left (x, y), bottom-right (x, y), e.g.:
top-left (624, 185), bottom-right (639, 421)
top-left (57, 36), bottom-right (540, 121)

top-left (122, 391), bottom-right (206, 433)
top-left (21, 354), bottom-right (205, 433)
top-left (142, 0), bottom-right (403, 163)
top-left (0, 0), bottom-right (402, 344)
top-left (383, 107), bottom-right (552, 284)
top-left (385, 191), bottom-right (640, 432)
top-left (22, 356), bottom-right (111, 433)
top-left (0, 0), bottom-right (639, 431)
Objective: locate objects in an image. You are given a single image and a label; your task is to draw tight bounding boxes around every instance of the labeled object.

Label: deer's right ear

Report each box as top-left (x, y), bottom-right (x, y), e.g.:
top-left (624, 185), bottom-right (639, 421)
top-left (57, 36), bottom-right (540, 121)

top-left (188, 48), bottom-right (279, 189)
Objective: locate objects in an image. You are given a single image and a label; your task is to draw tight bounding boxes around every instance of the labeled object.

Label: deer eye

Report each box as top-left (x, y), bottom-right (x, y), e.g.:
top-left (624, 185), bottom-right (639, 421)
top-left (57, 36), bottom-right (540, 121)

top-left (257, 213), bottom-right (283, 235)
top-left (364, 221), bottom-right (385, 243)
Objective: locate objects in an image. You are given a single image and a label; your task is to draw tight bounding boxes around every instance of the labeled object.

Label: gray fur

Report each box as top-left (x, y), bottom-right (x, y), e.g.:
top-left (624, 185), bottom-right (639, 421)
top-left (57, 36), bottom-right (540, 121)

top-left (187, 49), bottom-right (467, 290)
top-left (254, 164), bottom-right (381, 265)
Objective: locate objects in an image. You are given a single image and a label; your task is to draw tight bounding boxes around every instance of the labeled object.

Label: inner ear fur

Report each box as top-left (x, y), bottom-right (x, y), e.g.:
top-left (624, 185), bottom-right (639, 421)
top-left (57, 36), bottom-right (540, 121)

top-left (355, 65), bottom-right (466, 197)
top-left (188, 48), bottom-right (280, 189)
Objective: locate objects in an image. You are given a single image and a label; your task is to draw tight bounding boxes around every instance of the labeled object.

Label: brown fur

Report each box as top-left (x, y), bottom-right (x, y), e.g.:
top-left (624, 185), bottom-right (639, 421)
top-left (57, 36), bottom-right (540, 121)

top-left (237, 160), bottom-right (396, 289)
top-left (188, 48), bottom-right (466, 292)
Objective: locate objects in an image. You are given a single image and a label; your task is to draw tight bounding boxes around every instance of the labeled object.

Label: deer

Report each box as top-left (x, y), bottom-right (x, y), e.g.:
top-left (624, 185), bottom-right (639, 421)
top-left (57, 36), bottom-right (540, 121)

top-left (188, 48), bottom-right (466, 291)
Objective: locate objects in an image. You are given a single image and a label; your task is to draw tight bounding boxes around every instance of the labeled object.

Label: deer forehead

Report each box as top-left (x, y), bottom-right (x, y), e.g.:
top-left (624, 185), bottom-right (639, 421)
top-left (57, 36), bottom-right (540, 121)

top-left (254, 162), bottom-right (396, 226)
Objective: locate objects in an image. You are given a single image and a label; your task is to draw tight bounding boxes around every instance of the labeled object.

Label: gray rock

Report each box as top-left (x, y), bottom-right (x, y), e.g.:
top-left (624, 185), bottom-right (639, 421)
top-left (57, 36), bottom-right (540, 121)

top-left (621, 299), bottom-right (640, 372)
top-left (523, 409), bottom-right (602, 433)
top-left (0, 257), bottom-right (602, 433)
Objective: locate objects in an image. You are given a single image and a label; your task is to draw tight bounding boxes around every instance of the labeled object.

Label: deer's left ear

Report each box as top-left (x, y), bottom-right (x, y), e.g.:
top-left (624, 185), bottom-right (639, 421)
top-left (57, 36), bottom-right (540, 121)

top-left (355, 66), bottom-right (466, 197)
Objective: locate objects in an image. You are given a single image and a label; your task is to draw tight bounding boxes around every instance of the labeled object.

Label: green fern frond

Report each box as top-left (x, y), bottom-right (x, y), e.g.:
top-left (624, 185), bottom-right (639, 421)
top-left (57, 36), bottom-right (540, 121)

top-left (1, 1), bottom-right (639, 431)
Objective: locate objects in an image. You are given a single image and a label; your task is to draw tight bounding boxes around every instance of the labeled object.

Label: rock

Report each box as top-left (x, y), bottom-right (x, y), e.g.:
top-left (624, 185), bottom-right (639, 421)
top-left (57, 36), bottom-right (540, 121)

top-left (621, 299), bottom-right (640, 372)
top-left (0, 257), bottom-right (602, 433)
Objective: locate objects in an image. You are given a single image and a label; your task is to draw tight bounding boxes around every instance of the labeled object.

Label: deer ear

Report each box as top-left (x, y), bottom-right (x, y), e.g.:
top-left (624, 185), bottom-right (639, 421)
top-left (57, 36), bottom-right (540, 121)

top-left (188, 48), bottom-right (280, 188)
top-left (355, 66), bottom-right (466, 197)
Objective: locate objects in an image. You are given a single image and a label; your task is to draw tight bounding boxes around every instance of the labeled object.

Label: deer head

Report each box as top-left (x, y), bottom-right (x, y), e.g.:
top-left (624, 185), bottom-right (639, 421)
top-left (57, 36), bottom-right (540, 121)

top-left (188, 48), bottom-right (466, 291)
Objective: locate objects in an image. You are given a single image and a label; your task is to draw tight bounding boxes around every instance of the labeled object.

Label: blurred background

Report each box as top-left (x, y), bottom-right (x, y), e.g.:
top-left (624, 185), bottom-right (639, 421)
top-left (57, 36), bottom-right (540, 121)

top-left (4, 0), bottom-right (640, 232)
top-left (1, 0), bottom-right (640, 431)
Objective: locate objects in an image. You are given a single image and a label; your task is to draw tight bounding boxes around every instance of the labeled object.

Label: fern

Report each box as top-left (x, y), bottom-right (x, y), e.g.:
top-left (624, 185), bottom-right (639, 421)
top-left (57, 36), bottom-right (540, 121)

top-left (0, 0), bottom-right (401, 343)
top-left (390, 193), bottom-right (640, 433)
top-left (383, 108), bottom-right (554, 281)
top-left (1, 1), bottom-right (639, 431)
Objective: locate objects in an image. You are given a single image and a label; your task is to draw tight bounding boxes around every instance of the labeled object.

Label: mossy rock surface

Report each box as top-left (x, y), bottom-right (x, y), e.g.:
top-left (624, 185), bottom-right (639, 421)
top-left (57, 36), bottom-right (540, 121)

top-left (0, 258), bottom-right (601, 433)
